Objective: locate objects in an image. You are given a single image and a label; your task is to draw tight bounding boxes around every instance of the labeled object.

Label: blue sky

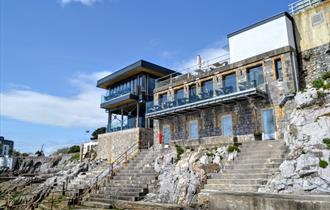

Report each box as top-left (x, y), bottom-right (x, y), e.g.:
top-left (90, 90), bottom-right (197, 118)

top-left (0, 0), bottom-right (293, 154)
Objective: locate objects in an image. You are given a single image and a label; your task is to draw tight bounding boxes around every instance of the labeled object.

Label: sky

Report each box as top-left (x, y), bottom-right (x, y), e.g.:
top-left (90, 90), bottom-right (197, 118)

top-left (0, 0), bottom-right (293, 154)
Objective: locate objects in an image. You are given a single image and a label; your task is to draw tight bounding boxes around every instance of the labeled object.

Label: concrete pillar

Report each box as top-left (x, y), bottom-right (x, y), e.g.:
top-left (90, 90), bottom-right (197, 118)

top-left (136, 102), bottom-right (140, 127)
top-left (121, 107), bottom-right (124, 130)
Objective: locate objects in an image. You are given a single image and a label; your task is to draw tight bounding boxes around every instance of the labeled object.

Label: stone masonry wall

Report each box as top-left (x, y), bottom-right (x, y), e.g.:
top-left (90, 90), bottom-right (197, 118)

top-left (298, 42), bottom-right (330, 88)
top-left (97, 128), bottom-right (153, 162)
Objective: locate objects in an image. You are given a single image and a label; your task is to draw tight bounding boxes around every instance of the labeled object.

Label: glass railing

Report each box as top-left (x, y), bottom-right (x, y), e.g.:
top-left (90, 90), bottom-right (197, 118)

top-left (107, 117), bottom-right (145, 132)
top-left (101, 88), bottom-right (136, 104)
top-left (147, 80), bottom-right (261, 114)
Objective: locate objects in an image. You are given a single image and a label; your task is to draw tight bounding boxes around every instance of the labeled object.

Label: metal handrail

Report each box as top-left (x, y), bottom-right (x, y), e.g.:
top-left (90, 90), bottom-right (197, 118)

top-left (288, 0), bottom-right (323, 14)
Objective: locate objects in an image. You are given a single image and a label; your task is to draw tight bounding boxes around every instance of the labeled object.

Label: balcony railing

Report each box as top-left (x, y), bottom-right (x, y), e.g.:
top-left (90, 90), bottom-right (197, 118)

top-left (107, 117), bottom-right (145, 133)
top-left (101, 88), bottom-right (136, 104)
top-left (147, 81), bottom-right (265, 115)
top-left (288, 0), bottom-right (323, 14)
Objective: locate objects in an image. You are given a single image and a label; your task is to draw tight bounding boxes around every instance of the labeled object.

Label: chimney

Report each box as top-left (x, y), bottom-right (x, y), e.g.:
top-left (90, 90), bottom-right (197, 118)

top-left (197, 55), bottom-right (202, 70)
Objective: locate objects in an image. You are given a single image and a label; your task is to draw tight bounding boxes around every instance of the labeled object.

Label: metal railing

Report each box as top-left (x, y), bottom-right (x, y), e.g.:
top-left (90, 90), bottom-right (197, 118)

top-left (155, 53), bottom-right (230, 89)
top-left (101, 88), bottom-right (136, 104)
top-left (288, 0), bottom-right (324, 14)
top-left (147, 80), bottom-right (262, 114)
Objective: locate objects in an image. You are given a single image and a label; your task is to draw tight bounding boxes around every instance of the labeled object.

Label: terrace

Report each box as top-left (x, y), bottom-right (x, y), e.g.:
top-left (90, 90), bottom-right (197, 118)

top-left (146, 80), bottom-right (267, 119)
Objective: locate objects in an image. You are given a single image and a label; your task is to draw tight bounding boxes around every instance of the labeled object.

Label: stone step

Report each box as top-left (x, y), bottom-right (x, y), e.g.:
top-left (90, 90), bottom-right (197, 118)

top-left (207, 178), bottom-right (267, 185)
top-left (211, 173), bottom-right (270, 179)
top-left (89, 195), bottom-right (136, 202)
top-left (236, 158), bottom-right (283, 165)
top-left (222, 168), bottom-right (278, 174)
top-left (116, 169), bottom-right (156, 174)
top-left (103, 183), bottom-right (147, 189)
top-left (91, 190), bottom-right (144, 198)
top-left (235, 153), bottom-right (285, 160)
top-left (108, 179), bottom-right (150, 185)
top-left (112, 175), bottom-right (156, 180)
top-left (100, 187), bottom-right (146, 193)
top-left (81, 201), bottom-right (113, 209)
top-left (238, 150), bottom-right (284, 156)
top-left (203, 183), bottom-right (261, 192)
top-left (225, 163), bottom-right (281, 170)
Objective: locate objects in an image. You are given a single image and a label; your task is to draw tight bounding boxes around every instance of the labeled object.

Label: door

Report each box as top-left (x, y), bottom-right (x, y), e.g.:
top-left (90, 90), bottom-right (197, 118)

top-left (163, 126), bottom-right (171, 144)
top-left (262, 109), bottom-right (276, 140)
top-left (189, 120), bottom-right (199, 140)
top-left (222, 115), bottom-right (233, 136)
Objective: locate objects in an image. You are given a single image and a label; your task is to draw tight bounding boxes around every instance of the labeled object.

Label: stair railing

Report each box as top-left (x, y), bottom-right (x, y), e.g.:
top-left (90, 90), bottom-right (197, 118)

top-left (77, 141), bottom-right (141, 203)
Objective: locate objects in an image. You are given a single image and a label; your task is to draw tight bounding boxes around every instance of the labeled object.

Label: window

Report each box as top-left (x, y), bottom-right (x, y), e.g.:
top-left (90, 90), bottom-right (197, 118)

top-left (175, 88), bottom-right (184, 102)
top-left (201, 80), bottom-right (213, 94)
top-left (222, 115), bottom-right (233, 136)
top-left (274, 59), bottom-right (283, 81)
top-left (147, 77), bottom-right (155, 95)
top-left (247, 65), bottom-right (264, 86)
top-left (189, 120), bottom-right (199, 140)
top-left (189, 84), bottom-right (197, 97)
top-left (159, 93), bottom-right (168, 106)
top-left (163, 125), bottom-right (171, 144)
top-left (223, 73), bottom-right (237, 94)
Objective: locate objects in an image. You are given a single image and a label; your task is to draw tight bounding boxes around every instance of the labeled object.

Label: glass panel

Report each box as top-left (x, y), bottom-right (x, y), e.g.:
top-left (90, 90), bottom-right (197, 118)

top-left (159, 93), bottom-right (168, 107)
top-left (175, 88), bottom-right (184, 100)
top-left (275, 59), bottom-right (283, 80)
top-left (262, 109), bottom-right (276, 140)
top-left (163, 126), bottom-right (171, 144)
top-left (248, 65), bottom-right (264, 86)
top-left (222, 115), bottom-right (233, 136)
top-left (223, 73), bottom-right (237, 94)
top-left (140, 75), bottom-right (146, 91)
top-left (189, 121), bottom-right (199, 140)
top-left (202, 80), bottom-right (213, 94)
top-left (148, 77), bottom-right (155, 95)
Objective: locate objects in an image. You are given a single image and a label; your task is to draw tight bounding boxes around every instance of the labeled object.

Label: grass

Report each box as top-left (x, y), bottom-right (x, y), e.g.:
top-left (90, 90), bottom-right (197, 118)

top-left (323, 138), bottom-right (330, 150)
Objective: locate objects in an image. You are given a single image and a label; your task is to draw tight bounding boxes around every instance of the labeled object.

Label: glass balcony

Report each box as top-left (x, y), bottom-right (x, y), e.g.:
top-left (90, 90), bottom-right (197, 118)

top-left (146, 80), bottom-right (265, 116)
top-left (107, 116), bottom-right (145, 133)
top-left (101, 88), bottom-right (136, 104)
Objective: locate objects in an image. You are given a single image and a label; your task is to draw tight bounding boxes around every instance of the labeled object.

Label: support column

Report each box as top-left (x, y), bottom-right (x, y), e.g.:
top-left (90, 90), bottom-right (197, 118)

top-left (108, 111), bottom-right (112, 132)
top-left (136, 102), bottom-right (140, 127)
top-left (121, 107), bottom-right (124, 130)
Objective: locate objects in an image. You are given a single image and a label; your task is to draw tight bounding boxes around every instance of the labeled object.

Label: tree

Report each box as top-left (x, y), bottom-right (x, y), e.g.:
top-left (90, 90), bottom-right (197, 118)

top-left (90, 127), bottom-right (106, 140)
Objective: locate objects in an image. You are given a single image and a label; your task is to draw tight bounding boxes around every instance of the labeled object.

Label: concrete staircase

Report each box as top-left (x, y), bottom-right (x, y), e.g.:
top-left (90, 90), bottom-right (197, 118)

top-left (202, 140), bottom-right (286, 192)
top-left (83, 148), bottom-right (160, 208)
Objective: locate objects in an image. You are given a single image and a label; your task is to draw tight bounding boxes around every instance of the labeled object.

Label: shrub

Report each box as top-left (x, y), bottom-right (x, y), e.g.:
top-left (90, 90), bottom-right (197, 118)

top-left (323, 138), bottom-right (330, 150)
top-left (312, 78), bottom-right (324, 89)
top-left (227, 144), bottom-right (240, 153)
top-left (70, 153), bottom-right (80, 161)
top-left (319, 159), bottom-right (328, 168)
top-left (324, 83), bottom-right (330, 90)
top-left (321, 71), bottom-right (330, 80)
top-left (175, 144), bottom-right (184, 161)
top-left (90, 127), bottom-right (106, 140)
top-left (68, 145), bottom-right (80, 153)
top-left (317, 91), bottom-right (326, 98)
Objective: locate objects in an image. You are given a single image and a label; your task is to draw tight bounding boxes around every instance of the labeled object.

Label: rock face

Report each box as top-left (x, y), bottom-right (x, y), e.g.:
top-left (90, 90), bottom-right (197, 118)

top-left (260, 88), bottom-right (330, 194)
top-left (144, 145), bottom-right (236, 205)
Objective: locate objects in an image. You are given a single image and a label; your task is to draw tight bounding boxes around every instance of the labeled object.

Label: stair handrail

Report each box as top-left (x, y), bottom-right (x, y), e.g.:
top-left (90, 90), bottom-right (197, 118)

top-left (78, 141), bottom-right (141, 202)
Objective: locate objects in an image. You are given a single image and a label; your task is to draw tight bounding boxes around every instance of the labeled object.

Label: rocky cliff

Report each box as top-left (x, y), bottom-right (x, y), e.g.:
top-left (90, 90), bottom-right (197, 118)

top-left (260, 87), bottom-right (330, 193)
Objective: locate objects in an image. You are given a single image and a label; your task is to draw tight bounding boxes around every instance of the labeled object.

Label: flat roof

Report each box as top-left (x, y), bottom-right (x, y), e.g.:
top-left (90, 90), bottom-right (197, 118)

top-left (97, 60), bottom-right (178, 89)
top-left (227, 12), bottom-right (293, 38)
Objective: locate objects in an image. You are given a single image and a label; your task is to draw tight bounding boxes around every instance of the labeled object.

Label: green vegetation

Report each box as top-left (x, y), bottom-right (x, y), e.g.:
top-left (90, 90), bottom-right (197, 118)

top-left (312, 72), bottom-right (330, 90)
top-left (69, 153), bottom-right (80, 161)
top-left (319, 159), bottom-right (328, 168)
top-left (321, 71), bottom-right (330, 80)
top-left (227, 144), bottom-right (240, 153)
top-left (317, 91), bottom-right (326, 98)
top-left (53, 145), bottom-right (80, 155)
top-left (323, 138), bottom-right (330, 150)
top-left (312, 78), bottom-right (324, 89)
top-left (90, 127), bottom-right (106, 140)
top-left (175, 144), bottom-right (184, 161)
top-left (67, 145), bottom-right (80, 153)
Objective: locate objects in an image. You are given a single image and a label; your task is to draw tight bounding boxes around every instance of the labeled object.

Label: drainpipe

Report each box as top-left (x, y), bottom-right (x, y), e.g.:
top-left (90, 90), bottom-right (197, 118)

top-left (290, 14), bottom-right (300, 92)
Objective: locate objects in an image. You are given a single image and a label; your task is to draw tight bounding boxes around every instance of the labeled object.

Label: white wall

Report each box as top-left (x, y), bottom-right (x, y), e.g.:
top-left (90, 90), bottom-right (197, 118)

top-left (229, 15), bottom-right (296, 63)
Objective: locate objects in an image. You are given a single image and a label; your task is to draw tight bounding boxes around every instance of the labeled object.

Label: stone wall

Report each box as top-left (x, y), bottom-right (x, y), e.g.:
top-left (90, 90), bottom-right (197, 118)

top-left (298, 42), bottom-right (330, 88)
top-left (97, 128), bottom-right (153, 162)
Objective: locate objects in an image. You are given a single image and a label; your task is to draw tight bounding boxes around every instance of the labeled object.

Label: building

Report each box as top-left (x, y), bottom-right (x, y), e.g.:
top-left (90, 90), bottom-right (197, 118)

top-left (145, 0), bottom-right (330, 147)
top-left (96, 0), bottom-right (330, 155)
top-left (96, 60), bottom-right (177, 161)
top-left (0, 136), bottom-right (14, 169)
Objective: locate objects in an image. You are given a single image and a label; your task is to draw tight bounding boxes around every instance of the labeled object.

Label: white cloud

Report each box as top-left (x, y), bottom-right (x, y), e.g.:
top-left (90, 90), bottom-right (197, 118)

top-left (0, 71), bottom-right (111, 128)
top-left (174, 40), bottom-right (229, 73)
top-left (58, 0), bottom-right (100, 6)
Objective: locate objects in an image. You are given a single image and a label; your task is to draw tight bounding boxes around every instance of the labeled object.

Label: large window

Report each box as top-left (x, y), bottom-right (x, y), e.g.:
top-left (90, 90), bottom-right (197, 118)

top-left (147, 77), bottom-right (156, 95)
top-left (202, 80), bottom-right (213, 93)
top-left (274, 59), bottom-right (283, 81)
top-left (159, 93), bottom-right (168, 106)
top-left (189, 120), bottom-right (199, 140)
top-left (222, 115), bottom-right (233, 136)
top-left (223, 73), bottom-right (237, 94)
top-left (247, 65), bottom-right (264, 86)
top-left (189, 84), bottom-right (197, 97)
